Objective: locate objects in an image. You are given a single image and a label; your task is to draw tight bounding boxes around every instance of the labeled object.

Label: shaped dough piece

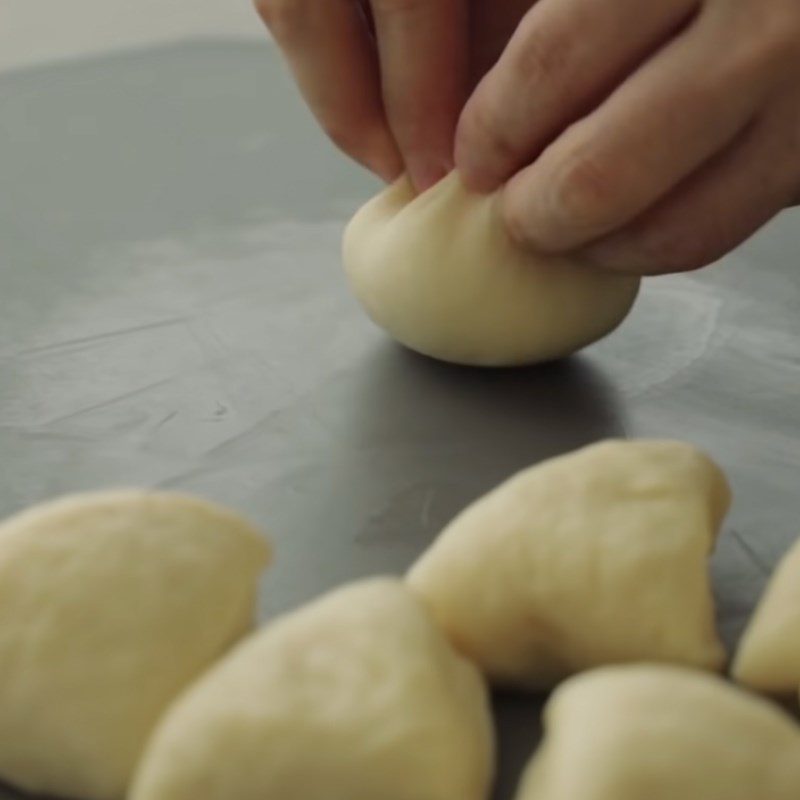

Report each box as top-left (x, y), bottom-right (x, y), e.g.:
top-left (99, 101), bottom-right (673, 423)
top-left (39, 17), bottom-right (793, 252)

top-left (0, 491), bottom-right (270, 800)
top-left (514, 665), bottom-right (800, 800)
top-left (732, 536), bottom-right (800, 692)
top-left (407, 439), bottom-right (729, 689)
top-left (343, 172), bottom-right (640, 367)
top-left (131, 577), bottom-right (494, 800)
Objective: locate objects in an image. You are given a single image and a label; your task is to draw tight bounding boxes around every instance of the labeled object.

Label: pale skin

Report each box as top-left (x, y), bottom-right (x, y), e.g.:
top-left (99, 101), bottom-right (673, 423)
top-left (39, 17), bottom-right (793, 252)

top-left (255, 0), bottom-right (800, 276)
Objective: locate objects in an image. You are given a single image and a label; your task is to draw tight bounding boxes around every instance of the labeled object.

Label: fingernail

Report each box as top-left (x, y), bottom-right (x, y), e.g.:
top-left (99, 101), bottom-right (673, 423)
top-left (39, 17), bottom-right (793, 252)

top-left (502, 179), bottom-right (556, 253)
top-left (374, 160), bottom-right (403, 185)
top-left (364, 150), bottom-right (404, 185)
top-left (454, 141), bottom-right (499, 195)
top-left (408, 156), bottom-right (452, 194)
top-left (502, 172), bottom-right (579, 254)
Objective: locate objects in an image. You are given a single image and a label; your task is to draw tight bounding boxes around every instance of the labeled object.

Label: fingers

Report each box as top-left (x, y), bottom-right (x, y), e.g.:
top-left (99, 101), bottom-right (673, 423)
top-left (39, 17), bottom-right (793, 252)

top-left (456, 0), bottom-right (698, 192)
top-left (256, 0), bottom-right (469, 191)
top-left (255, 0), bottom-right (402, 182)
top-left (501, 4), bottom-right (782, 254)
top-left (579, 90), bottom-right (800, 275)
top-left (357, 0), bottom-right (376, 37)
top-left (371, 0), bottom-right (469, 192)
top-left (468, 0), bottom-right (535, 86)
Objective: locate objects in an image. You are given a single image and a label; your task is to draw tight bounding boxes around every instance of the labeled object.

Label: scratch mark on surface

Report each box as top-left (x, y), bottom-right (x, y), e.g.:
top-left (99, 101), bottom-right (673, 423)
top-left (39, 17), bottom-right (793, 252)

top-left (0, 426), bottom-right (100, 444)
top-left (729, 528), bottom-right (772, 578)
top-left (635, 305), bottom-right (724, 400)
top-left (199, 404), bottom-right (300, 459)
top-left (205, 325), bottom-right (230, 358)
top-left (155, 466), bottom-right (218, 491)
top-left (10, 317), bottom-right (188, 359)
top-left (41, 376), bottom-right (177, 426)
top-left (185, 317), bottom-right (233, 365)
top-left (204, 401), bottom-right (229, 422)
top-left (152, 410), bottom-right (178, 432)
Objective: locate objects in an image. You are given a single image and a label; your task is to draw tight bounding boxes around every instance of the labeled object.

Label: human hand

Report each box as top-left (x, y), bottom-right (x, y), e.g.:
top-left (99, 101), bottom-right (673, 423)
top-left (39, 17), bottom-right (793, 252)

top-left (253, 0), bottom-right (533, 193)
top-left (456, 0), bottom-right (800, 274)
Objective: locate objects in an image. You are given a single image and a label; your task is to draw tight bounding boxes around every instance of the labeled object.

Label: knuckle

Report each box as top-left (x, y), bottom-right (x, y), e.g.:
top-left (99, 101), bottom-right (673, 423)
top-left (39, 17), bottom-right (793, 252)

top-left (762, 0), bottom-right (800, 49)
top-left (511, 29), bottom-right (571, 87)
top-left (461, 93), bottom-right (519, 165)
top-left (725, 0), bottom-right (800, 73)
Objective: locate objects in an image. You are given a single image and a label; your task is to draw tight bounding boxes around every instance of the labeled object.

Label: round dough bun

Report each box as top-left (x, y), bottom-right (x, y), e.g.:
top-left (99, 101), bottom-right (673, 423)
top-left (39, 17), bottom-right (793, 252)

top-left (408, 440), bottom-right (729, 689)
top-left (131, 577), bottom-right (494, 800)
top-left (0, 490), bottom-right (271, 800)
top-left (343, 172), bottom-right (640, 367)
top-left (733, 535), bottom-right (800, 693)
top-left (514, 665), bottom-right (800, 800)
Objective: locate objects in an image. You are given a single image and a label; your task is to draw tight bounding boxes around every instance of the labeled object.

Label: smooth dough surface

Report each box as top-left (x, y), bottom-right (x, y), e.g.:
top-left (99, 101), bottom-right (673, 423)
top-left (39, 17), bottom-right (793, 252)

top-left (0, 490), bottom-right (271, 800)
top-left (733, 536), bottom-right (800, 692)
top-left (131, 577), bottom-right (494, 800)
top-left (514, 665), bottom-right (800, 800)
top-left (343, 172), bottom-right (640, 367)
top-left (407, 439), bottom-right (729, 689)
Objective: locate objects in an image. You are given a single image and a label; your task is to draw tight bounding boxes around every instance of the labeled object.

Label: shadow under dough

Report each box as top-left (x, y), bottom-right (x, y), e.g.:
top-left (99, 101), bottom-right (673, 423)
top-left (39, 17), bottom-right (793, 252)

top-left (347, 341), bottom-right (628, 530)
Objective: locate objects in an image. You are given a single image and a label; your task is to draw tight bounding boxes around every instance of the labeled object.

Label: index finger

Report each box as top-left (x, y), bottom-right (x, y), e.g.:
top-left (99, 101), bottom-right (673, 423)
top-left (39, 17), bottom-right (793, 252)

top-left (371, 0), bottom-right (468, 192)
top-left (255, 0), bottom-right (402, 181)
top-left (502, 6), bottom-right (773, 253)
top-left (455, 0), bottom-right (697, 192)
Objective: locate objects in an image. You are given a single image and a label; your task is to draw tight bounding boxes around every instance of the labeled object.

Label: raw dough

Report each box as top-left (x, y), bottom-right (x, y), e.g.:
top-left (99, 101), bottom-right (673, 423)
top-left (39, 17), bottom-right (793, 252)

top-left (407, 439), bottom-right (729, 689)
top-left (513, 665), bottom-right (800, 800)
top-left (0, 490), bottom-right (270, 800)
top-left (131, 578), bottom-right (494, 800)
top-left (733, 536), bottom-right (800, 692)
top-left (343, 172), bottom-right (640, 367)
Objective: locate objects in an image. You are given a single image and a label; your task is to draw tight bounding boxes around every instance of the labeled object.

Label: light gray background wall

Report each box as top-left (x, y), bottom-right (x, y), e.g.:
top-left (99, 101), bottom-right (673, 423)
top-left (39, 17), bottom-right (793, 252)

top-left (1, 0), bottom-right (264, 71)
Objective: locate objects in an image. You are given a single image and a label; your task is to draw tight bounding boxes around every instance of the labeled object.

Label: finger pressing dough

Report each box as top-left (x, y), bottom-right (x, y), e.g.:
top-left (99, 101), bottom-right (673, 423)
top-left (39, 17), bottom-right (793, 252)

top-left (343, 172), bottom-right (640, 367)
top-left (513, 665), bottom-right (800, 800)
top-left (407, 439), bottom-right (729, 689)
top-left (732, 536), bottom-right (800, 692)
top-left (0, 490), bottom-right (270, 800)
top-left (131, 578), bottom-right (494, 800)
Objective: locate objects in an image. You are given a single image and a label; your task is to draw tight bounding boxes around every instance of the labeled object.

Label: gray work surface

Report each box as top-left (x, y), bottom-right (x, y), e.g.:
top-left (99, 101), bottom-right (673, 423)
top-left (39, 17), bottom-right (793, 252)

top-left (1, 41), bottom-right (798, 800)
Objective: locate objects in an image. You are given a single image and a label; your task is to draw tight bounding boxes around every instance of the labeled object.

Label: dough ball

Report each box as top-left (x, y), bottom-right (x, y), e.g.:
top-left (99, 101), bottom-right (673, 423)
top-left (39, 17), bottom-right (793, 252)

top-left (131, 578), bottom-right (494, 800)
top-left (513, 665), bottom-right (800, 800)
top-left (343, 173), bottom-right (640, 367)
top-left (407, 439), bottom-right (729, 689)
top-left (0, 490), bottom-right (271, 800)
top-left (733, 536), bottom-right (800, 692)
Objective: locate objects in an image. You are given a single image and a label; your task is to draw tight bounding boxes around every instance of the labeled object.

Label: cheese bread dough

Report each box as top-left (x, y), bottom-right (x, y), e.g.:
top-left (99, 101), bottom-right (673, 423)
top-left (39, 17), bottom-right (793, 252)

top-left (131, 578), bottom-right (494, 800)
top-left (733, 536), bottom-right (800, 692)
top-left (513, 665), bottom-right (800, 800)
top-left (343, 173), bottom-right (640, 367)
top-left (0, 490), bottom-right (270, 800)
top-left (408, 439), bottom-right (729, 689)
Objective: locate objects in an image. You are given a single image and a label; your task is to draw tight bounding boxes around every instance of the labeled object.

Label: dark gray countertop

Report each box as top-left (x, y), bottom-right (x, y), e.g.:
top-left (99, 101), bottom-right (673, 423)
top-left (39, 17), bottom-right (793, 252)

top-left (1, 40), bottom-right (798, 800)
